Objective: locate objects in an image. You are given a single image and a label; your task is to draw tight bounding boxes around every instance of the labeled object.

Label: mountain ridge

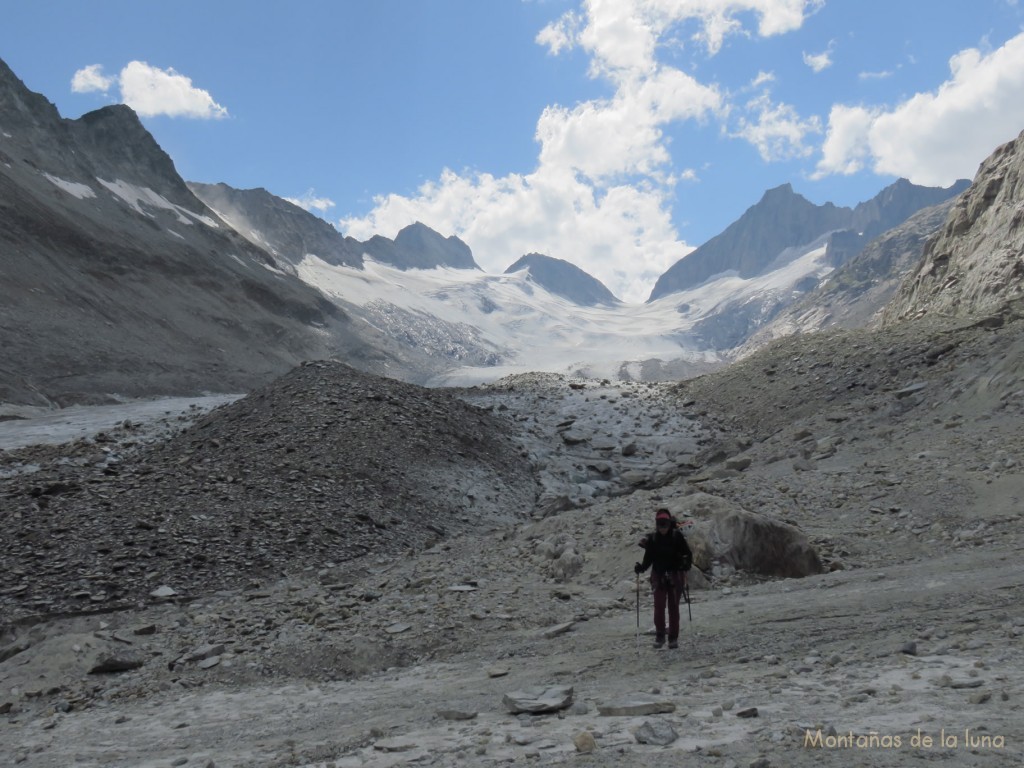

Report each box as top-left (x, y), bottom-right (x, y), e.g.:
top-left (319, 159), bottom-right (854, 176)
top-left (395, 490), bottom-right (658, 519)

top-left (648, 177), bottom-right (969, 302)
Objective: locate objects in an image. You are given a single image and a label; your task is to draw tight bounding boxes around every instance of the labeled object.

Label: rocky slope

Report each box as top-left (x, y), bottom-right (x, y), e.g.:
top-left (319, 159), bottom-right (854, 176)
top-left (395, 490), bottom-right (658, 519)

top-left (187, 182), bottom-right (366, 269)
top-left (2, 307), bottom-right (1024, 766)
top-left (883, 127), bottom-right (1024, 323)
top-left (0, 362), bottom-right (538, 623)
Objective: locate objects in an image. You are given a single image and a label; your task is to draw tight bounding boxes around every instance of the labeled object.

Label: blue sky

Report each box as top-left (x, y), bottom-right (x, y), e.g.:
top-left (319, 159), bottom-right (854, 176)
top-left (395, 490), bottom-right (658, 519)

top-left (3, 1), bottom-right (1024, 303)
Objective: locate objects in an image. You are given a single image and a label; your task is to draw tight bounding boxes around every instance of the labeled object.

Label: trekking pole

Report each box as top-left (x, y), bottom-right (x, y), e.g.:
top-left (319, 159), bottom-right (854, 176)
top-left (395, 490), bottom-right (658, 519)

top-left (635, 572), bottom-right (641, 656)
top-left (683, 579), bottom-right (692, 622)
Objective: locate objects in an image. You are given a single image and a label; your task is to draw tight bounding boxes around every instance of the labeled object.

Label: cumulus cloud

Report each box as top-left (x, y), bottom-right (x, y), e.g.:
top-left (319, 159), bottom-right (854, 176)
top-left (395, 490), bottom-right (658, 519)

top-left (340, 165), bottom-right (690, 304)
top-left (71, 64), bottom-right (114, 94)
top-left (734, 94), bottom-right (822, 161)
top-left (815, 32), bottom-right (1024, 185)
top-left (71, 60), bottom-right (227, 119)
top-left (284, 190), bottom-right (336, 214)
top-left (119, 61), bottom-right (228, 119)
top-left (343, 0), bottom-right (822, 303)
top-left (803, 48), bottom-right (833, 73)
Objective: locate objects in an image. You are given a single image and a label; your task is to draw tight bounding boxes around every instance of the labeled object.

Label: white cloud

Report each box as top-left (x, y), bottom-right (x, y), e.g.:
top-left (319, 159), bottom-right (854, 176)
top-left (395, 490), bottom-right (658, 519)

top-left (343, 0), bottom-right (821, 303)
top-left (751, 70), bottom-right (776, 88)
top-left (803, 48), bottom-right (832, 73)
top-left (733, 94), bottom-right (822, 161)
top-left (858, 69), bottom-right (894, 81)
top-left (535, 9), bottom-right (583, 54)
top-left (71, 64), bottom-right (114, 94)
top-left (814, 104), bottom-right (877, 176)
top-left (119, 61), bottom-right (228, 119)
top-left (815, 32), bottom-right (1024, 185)
top-left (284, 190), bottom-right (336, 214)
top-left (73, 60), bottom-right (228, 119)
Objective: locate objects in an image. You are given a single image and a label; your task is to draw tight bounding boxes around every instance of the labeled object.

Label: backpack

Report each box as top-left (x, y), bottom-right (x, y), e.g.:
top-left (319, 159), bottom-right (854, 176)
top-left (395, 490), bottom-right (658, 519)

top-left (642, 519), bottom-right (693, 572)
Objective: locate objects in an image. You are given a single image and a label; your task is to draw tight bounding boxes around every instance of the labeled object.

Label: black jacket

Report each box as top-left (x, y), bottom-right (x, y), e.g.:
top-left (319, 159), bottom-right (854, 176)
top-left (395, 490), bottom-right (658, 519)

top-left (639, 528), bottom-right (693, 574)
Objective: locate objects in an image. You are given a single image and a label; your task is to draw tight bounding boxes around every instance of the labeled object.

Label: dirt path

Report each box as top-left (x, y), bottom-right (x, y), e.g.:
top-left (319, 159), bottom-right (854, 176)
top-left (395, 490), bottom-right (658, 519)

top-left (4, 538), bottom-right (1020, 768)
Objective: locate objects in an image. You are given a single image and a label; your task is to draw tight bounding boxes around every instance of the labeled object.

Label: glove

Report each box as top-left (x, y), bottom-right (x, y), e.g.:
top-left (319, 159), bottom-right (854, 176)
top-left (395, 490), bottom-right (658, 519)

top-left (634, 562), bottom-right (644, 574)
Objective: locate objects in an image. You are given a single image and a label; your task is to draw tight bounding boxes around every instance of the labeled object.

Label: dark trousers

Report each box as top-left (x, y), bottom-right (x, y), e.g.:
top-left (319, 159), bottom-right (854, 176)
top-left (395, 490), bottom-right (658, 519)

top-left (650, 570), bottom-right (684, 640)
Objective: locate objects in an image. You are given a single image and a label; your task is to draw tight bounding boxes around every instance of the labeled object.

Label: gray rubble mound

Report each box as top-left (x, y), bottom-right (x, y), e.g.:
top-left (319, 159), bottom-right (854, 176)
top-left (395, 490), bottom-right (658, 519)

top-left (0, 361), bottom-right (538, 622)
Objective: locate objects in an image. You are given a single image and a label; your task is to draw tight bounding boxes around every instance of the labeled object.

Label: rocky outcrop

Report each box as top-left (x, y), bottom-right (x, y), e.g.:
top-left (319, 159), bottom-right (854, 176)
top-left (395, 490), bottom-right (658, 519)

top-left (882, 128), bottom-right (1024, 323)
top-left (504, 253), bottom-right (620, 306)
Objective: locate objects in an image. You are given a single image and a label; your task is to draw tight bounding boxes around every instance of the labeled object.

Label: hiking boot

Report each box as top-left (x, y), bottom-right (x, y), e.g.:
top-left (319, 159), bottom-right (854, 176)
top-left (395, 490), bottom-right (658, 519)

top-left (653, 635), bottom-right (665, 648)
top-left (668, 639), bottom-right (679, 649)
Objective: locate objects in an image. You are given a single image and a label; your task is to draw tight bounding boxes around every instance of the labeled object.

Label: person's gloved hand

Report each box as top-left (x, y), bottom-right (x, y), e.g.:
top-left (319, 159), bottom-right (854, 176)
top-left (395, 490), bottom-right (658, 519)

top-left (634, 562), bottom-right (643, 574)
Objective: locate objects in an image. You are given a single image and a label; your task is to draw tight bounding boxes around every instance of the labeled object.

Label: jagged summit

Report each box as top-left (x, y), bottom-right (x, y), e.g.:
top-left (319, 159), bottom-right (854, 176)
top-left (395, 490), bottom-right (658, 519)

top-left (363, 221), bottom-right (480, 270)
top-left (648, 178), bottom-right (969, 302)
top-left (505, 253), bottom-right (619, 306)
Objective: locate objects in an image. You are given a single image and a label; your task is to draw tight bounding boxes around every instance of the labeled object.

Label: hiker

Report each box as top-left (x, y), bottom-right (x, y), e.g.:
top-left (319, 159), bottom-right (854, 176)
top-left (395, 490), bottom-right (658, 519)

top-left (634, 508), bottom-right (693, 649)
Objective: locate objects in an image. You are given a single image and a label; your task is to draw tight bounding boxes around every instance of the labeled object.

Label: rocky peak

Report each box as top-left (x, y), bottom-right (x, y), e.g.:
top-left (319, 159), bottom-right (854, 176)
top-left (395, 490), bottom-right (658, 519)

top-left (504, 253), bottom-right (619, 306)
top-left (0, 56), bottom-right (63, 134)
top-left (647, 183), bottom-right (851, 301)
top-left (362, 222), bottom-right (480, 270)
top-left (392, 222), bottom-right (479, 270)
top-left (882, 128), bottom-right (1024, 323)
top-left (852, 177), bottom-right (970, 238)
top-left (70, 105), bottom-right (188, 196)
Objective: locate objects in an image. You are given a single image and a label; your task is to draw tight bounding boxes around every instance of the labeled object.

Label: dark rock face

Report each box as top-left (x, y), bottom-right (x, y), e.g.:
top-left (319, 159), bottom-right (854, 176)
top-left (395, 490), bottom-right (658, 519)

top-left (0, 361), bottom-right (538, 622)
top-left (362, 222), bottom-right (479, 270)
top-left (648, 179), bottom-right (969, 302)
top-left (188, 182), bottom-right (366, 269)
top-left (504, 253), bottom-right (619, 306)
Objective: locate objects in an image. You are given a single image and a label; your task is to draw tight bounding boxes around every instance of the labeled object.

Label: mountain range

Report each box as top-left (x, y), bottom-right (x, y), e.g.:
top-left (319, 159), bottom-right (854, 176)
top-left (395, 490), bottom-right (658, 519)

top-left (0, 54), bottom-right (1001, 406)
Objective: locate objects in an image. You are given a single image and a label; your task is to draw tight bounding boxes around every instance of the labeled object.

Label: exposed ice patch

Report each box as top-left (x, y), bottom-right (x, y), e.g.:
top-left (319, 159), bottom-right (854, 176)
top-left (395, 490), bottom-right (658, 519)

top-left (97, 178), bottom-right (219, 227)
top-left (42, 173), bottom-right (96, 199)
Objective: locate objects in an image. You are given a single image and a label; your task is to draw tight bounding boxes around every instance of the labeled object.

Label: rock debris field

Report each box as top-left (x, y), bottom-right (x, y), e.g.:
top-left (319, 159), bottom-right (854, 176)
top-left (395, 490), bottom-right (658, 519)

top-left (2, 314), bottom-right (1024, 768)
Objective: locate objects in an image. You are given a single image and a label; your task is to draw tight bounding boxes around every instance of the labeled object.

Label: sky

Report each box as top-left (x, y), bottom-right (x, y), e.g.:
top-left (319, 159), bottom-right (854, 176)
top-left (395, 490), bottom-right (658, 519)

top-left (3, 1), bottom-right (1024, 303)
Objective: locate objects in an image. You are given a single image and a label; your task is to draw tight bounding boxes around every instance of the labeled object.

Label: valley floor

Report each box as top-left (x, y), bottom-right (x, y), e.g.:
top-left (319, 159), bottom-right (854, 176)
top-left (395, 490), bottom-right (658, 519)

top-left (3, 316), bottom-right (1024, 767)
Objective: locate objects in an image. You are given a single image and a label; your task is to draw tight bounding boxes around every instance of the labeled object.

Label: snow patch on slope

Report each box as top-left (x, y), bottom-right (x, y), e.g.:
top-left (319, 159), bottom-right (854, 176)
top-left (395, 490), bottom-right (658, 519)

top-left (42, 173), bottom-right (96, 199)
top-left (97, 178), bottom-right (219, 227)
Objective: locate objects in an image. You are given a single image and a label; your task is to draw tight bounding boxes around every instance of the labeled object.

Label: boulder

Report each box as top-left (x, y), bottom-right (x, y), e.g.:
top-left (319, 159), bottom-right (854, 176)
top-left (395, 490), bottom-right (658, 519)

top-left (676, 493), bottom-right (822, 577)
top-left (503, 685), bottom-right (574, 714)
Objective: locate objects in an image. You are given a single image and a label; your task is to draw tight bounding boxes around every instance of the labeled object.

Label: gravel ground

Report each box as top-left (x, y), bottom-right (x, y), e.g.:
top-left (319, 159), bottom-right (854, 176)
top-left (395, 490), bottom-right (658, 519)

top-left (2, 312), bottom-right (1023, 767)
